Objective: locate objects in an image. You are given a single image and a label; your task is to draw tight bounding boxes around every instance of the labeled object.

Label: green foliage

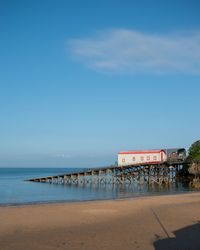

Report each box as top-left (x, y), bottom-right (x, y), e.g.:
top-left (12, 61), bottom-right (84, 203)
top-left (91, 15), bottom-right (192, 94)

top-left (188, 140), bottom-right (200, 163)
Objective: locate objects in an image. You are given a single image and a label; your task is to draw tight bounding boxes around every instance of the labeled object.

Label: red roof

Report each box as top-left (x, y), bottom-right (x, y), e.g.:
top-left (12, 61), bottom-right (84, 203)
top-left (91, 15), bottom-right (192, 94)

top-left (118, 149), bottom-right (165, 155)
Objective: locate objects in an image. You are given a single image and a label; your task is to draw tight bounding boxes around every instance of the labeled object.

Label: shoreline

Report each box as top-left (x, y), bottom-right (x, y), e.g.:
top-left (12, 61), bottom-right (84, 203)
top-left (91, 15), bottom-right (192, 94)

top-left (0, 189), bottom-right (198, 208)
top-left (1, 192), bottom-right (200, 249)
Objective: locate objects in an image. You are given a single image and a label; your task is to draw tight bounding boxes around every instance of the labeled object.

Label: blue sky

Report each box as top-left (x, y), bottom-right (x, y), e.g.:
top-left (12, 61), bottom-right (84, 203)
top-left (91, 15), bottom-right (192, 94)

top-left (0, 0), bottom-right (200, 167)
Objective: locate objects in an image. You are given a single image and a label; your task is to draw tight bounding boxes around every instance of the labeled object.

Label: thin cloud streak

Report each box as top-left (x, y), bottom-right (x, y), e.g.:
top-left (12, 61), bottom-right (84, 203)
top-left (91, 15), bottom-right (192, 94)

top-left (69, 29), bottom-right (200, 74)
top-left (55, 154), bottom-right (72, 159)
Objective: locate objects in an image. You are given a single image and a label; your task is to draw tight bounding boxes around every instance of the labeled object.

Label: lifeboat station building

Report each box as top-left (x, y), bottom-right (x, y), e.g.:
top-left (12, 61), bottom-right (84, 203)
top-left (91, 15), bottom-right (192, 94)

top-left (118, 150), bottom-right (167, 167)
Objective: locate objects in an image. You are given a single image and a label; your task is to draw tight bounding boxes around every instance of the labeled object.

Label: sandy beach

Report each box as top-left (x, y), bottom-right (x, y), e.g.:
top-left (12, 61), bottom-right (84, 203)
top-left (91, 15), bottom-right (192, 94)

top-left (1, 192), bottom-right (200, 250)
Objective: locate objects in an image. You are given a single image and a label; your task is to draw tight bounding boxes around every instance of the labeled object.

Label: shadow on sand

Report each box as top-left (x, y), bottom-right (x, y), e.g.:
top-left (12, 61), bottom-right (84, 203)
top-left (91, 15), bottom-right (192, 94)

top-left (154, 222), bottom-right (200, 250)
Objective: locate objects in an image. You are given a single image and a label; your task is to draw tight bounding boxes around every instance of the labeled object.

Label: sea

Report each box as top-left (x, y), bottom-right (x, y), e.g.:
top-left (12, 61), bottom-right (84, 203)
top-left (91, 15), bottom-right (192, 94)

top-left (0, 168), bottom-right (195, 206)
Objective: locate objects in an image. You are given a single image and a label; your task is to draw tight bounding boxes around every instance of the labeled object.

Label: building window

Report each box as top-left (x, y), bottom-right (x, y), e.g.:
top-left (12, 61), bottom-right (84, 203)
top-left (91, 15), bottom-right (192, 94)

top-left (141, 156), bottom-right (144, 161)
top-left (122, 158), bottom-right (125, 162)
top-left (147, 156), bottom-right (150, 161)
top-left (153, 156), bottom-right (157, 161)
top-left (132, 157), bottom-right (136, 161)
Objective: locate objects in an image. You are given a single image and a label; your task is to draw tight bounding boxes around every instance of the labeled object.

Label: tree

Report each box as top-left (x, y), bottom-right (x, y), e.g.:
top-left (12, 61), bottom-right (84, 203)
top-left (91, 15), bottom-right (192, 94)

top-left (188, 140), bottom-right (200, 163)
top-left (187, 140), bottom-right (200, 177)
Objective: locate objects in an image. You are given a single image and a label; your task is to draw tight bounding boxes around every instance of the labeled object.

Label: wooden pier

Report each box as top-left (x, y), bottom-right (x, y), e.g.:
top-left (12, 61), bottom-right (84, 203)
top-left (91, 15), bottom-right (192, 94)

top-left (27, 162), bottom-right (184, 186)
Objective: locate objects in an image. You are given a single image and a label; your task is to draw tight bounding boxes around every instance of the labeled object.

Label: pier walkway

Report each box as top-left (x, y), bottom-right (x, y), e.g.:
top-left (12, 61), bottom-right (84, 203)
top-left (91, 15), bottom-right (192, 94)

top-left (27, 161), bottom-right (185, 185)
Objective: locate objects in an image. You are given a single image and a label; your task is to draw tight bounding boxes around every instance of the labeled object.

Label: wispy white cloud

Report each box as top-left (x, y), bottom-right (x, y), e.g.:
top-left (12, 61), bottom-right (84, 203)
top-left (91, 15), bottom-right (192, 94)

top-left (68, 29), bottom-right (200, 74)
top-left (55, 154), bottom-right (72, 158)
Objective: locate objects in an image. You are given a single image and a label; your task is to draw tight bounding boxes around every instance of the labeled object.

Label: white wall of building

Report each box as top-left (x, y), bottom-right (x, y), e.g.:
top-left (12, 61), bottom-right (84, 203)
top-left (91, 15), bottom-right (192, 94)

top-left (118, 151), bottom-right (167, 166)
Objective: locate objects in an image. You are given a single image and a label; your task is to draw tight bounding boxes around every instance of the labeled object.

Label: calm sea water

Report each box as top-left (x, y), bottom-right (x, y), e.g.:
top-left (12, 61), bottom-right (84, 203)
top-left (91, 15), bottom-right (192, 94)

top-left (0, 168), bottom-right (194, 206)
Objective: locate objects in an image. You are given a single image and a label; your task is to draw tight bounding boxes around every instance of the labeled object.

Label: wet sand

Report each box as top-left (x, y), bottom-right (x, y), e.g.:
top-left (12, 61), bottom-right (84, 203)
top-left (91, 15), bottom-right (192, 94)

top-left (1, 192), bottom-right (200, 250)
